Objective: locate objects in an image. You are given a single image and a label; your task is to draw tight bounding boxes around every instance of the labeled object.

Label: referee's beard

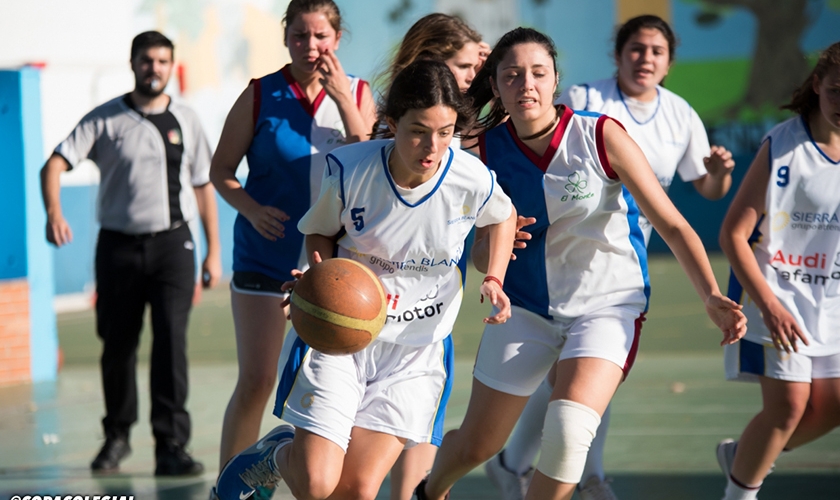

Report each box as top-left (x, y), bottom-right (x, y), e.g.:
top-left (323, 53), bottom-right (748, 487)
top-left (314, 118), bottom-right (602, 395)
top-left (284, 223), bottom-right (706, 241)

top-left (134, 74), bottom-right (167, 98)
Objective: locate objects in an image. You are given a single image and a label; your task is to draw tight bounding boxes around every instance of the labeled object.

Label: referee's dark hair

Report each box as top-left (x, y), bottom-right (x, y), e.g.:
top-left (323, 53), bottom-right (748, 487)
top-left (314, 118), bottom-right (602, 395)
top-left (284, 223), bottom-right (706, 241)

top-left (131, 31), bottom-right (175, 61)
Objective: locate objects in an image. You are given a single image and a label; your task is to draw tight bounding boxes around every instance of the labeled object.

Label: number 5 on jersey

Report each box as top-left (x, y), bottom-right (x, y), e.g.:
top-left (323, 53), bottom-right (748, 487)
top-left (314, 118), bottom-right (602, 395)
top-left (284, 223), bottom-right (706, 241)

top-left (351, 207), bottom-right (365, 231)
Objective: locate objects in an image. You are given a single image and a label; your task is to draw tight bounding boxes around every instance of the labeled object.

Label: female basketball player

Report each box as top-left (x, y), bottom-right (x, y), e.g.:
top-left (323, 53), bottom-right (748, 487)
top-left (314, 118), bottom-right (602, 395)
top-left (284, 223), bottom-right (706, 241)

top-left (378, 14), bottom-right (489, 499)
top-left (716, 41), bottom-right (840, 500)
top-left (487, 15), bottom-right (736, 499)
top-left (416, 27), bottom-right (746, 500)
top-left (212, 59), bottom-right (517, 500)
top-left (210, 1), bottom-right (376, 496)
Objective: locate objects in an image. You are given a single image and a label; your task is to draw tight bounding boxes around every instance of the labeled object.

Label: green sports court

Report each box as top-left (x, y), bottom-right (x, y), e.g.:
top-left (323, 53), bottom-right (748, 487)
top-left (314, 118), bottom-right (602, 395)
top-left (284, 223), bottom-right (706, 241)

top-left (2, 257), bottom-right (838, 499)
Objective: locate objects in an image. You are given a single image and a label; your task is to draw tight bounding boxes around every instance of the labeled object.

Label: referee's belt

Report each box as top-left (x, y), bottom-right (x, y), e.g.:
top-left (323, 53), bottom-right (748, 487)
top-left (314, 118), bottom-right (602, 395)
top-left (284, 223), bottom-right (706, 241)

top-left (102, 220), bottom-right (186, 240)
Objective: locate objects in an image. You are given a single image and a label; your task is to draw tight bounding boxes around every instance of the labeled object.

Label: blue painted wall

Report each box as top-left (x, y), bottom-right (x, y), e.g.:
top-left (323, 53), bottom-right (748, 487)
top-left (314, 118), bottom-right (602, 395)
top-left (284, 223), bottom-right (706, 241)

top-left (0, 72), bottom-right (29, 281)
top-left (0, 68), bottom-right (58, 382)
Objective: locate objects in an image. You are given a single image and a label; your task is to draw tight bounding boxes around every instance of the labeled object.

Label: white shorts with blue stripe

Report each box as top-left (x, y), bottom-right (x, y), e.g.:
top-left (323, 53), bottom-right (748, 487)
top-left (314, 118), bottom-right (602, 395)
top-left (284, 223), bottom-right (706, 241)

top-left (725, 339), bottom-right (840, 383)
top-left (274, 329), bottom-right (454, 451)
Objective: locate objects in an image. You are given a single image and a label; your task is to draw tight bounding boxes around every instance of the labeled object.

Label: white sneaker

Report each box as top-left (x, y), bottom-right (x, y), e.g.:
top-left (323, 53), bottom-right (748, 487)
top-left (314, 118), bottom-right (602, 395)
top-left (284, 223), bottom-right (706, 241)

top-left (716, 439), bottom-right (737, 477)
top-left (717, 438), bottom-right (775, 480)
top-left (484, 453), bottom-right (531, 500)
top-left (578, 476), bottom-right (618, 500)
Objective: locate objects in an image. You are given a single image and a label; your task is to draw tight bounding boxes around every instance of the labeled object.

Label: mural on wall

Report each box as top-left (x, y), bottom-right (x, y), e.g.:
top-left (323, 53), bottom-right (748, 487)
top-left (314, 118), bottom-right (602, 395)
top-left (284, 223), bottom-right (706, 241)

top-left (689, 0), bottom-right (813, 118)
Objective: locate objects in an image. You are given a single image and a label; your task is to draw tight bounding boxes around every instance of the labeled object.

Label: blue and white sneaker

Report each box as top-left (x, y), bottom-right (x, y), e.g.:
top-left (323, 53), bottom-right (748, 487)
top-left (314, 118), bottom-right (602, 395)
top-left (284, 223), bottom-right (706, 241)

top-left (215, 424), bottom-right (294, 500)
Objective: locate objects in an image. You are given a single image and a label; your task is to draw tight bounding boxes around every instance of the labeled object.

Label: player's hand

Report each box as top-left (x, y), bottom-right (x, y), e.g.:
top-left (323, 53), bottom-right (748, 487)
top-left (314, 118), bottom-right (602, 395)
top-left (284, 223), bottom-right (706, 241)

top-left (281, 251), bottom-right (323, 316)
top-left (762, 299), bottom-right (809, 353)
top-left (46, 215), bottom-right (73, 247)
top-left (201, 252), bottom-right (222, 289)
top-left (511, 215), bottom-right (536, 260)
top-left (704, 145), bottom-right (735, 179)
top-left (246, 205), bottom-right (289, 241)
top-left (704, 293), bottom-right (747, 346)
top-left (480, 280), bottom-right (511, 324)
top-left (477, 41), bottom-right (491, 72)
top-left (317, 49), bottom-right (352, 103)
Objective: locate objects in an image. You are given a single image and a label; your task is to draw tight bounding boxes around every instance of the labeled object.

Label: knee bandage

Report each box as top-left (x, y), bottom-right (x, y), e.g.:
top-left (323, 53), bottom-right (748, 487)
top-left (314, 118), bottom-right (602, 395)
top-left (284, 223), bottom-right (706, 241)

top-left (536, 399), bottom-right (601, 484)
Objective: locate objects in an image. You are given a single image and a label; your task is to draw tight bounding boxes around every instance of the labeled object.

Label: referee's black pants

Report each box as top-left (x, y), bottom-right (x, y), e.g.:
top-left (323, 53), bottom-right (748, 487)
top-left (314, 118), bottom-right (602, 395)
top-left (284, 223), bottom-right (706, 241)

top-left (95, 224), bottom-right (195, 448)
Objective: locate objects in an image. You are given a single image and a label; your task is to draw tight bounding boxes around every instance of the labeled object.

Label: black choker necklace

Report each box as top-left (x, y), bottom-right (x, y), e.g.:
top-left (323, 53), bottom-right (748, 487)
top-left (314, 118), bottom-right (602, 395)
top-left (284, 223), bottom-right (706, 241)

top-left (519, 111), bottom-right (559, 141)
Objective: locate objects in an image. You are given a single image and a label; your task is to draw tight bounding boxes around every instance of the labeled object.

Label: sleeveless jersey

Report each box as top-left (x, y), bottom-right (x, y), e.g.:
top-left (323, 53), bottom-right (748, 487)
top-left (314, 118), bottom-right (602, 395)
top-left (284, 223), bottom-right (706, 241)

top-left (479, 105), bottom-right (649, 319)
top-left (298, 139), bottom-right (512, 346)
top-left (727, 117), bottom-right (840, 355)
top-left (233, 65), bottom-right (367, 282)
top-left (557, 78), bottom-right (709, 192)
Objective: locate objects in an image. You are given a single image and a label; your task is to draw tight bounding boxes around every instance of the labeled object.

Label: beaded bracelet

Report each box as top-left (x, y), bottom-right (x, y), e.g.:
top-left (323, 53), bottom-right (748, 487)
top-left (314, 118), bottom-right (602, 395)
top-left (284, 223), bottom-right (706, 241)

top-left (480, 275), bottom-right (503, 303)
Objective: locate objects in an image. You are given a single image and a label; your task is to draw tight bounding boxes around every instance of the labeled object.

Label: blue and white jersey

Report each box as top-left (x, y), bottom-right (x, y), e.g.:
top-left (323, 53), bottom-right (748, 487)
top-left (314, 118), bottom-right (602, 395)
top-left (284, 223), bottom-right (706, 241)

top-left (479, 105), bottom-right (649, 319)
top-left (299, 139), bottom-right (512, 346)
top-left (728, 117), bottom-right (840, 356)
top-left (233, 65), bottom-right (367, 282)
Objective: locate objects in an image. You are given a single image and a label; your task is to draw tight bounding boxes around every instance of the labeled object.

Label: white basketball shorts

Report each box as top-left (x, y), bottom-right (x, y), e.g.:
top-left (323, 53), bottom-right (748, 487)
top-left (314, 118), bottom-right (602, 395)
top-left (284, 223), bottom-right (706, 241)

top-left (474, 305), bottom-right (644, 396)
top-left (274, 330), bottom-right (454, 451)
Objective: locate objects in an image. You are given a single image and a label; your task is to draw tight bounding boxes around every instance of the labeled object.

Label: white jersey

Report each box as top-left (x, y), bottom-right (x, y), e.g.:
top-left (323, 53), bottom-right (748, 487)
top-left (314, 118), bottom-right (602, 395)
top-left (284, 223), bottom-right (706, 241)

top-left (729, 117), bottom-right (840, 356)
top-left (557, 79), bottom-right (709, 243)
top-left (479, 106), bottom-right (649, 319)
top-left (299, 139), bottom-right (512, 346)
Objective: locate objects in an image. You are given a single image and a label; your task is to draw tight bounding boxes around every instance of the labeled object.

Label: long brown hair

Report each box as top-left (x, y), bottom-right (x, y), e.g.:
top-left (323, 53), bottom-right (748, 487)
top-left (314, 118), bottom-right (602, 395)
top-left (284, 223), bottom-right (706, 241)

top-left (782, 42), bottom-right (840, 117)
top-left (382, 14), bottom-right (482, 88)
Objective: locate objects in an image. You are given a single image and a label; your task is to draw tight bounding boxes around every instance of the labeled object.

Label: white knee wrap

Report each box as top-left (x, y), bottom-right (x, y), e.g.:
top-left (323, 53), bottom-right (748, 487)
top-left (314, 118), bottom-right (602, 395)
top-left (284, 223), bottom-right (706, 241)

top-left (536, 399), bottom-right (601, 484)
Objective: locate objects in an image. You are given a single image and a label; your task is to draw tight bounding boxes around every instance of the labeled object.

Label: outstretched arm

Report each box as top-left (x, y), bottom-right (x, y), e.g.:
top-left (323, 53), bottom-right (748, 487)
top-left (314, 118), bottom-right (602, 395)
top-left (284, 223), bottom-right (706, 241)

top-left (604, 119), bottom-right (746, 344)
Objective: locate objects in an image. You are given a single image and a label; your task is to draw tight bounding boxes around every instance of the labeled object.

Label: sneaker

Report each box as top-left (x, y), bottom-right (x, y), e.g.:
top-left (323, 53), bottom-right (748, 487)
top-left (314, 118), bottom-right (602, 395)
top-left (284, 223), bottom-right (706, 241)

top-left (215, 424), bottom-right (294, 500)
top-left (155, 442), bottom-right (205, 476)
top-left (716, 439), bottom-right (737, 477)
top-left (717, 438), bottom-right (775, 480)
top-left (578, 476), bottom-right (618, 500)
top-left (90, 436), bottom-right (131, 473)
top-left (413, 478), bottom-right (449, 500)
top-left (254, 485), bottom-right (276, 500)
top-left (484, 453), bottom-right (531, 500)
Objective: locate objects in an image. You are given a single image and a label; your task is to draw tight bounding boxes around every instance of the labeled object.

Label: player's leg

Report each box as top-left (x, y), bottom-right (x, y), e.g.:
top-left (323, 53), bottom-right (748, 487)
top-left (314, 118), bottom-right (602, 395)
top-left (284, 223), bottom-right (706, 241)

top-left (423, 380), bottom-right (530, 499)
top-left (724, 377), bottom-right (809, 498)
top-left (784, 354), bottom-right (840, 449)
top-left (93, 230), bottom-right (146, 470)
top-left (485, 378), bottom-right (549, 500)
top-left (524, 357), bottom-right (622, 500)
top-left (421, 307), bottom-right (562, 500)
top-left (524, 306), bottom-right (641, 500)
top-left (147, 224), bottom-right (200, 474)
top-left (331, 428), bottom-right (408, 500)
top-left (501, 378), bottom-right (551, 474)
top-left (219, 278), bottom-right (287, 467)
top-left (390, 443), bottom-right (437, 500)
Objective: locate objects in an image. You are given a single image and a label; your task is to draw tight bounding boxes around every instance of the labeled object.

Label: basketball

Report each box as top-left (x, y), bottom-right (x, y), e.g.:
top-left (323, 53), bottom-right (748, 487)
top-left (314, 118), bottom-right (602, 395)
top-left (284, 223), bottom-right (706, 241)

top-left (290, 258), bottom-right (388, 355)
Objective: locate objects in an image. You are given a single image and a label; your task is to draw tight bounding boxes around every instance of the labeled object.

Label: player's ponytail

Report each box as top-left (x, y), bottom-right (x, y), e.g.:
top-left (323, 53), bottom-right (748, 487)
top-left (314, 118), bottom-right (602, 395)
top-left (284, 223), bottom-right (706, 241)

top-left (376, 60), bottom-right (476, 137)
top-left (783, 41), bottom-right (840, 118)
top-left (466, 28), bottom-right (560, 133)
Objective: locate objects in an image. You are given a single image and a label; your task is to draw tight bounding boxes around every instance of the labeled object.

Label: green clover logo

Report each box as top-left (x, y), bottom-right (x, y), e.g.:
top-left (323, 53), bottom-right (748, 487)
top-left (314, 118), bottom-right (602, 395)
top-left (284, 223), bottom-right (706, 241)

top-left (564, 172), bottom-right (588, 194)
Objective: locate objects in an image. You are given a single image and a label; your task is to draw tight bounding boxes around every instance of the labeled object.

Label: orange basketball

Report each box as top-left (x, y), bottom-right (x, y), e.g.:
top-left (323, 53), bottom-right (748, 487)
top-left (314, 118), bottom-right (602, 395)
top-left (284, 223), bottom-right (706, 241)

top-left (290, 258), bottom-right (387, 355)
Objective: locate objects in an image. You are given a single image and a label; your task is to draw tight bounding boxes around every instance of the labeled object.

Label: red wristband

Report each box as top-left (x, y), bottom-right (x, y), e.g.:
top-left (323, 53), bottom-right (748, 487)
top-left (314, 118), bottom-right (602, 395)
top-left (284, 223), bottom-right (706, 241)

top-left (483, 275), bottom-right (503, 288)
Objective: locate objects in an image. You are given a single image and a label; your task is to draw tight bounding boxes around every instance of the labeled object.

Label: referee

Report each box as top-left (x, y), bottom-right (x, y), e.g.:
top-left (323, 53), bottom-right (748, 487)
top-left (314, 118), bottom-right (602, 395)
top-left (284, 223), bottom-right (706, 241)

top-left (40, 31), bottom-right (221, 476)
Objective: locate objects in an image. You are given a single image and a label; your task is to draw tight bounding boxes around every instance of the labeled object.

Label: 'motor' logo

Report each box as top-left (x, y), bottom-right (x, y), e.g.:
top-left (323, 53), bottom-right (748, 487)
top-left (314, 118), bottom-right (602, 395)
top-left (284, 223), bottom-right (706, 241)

top-left (772, 211), bottom-right (790, 231)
